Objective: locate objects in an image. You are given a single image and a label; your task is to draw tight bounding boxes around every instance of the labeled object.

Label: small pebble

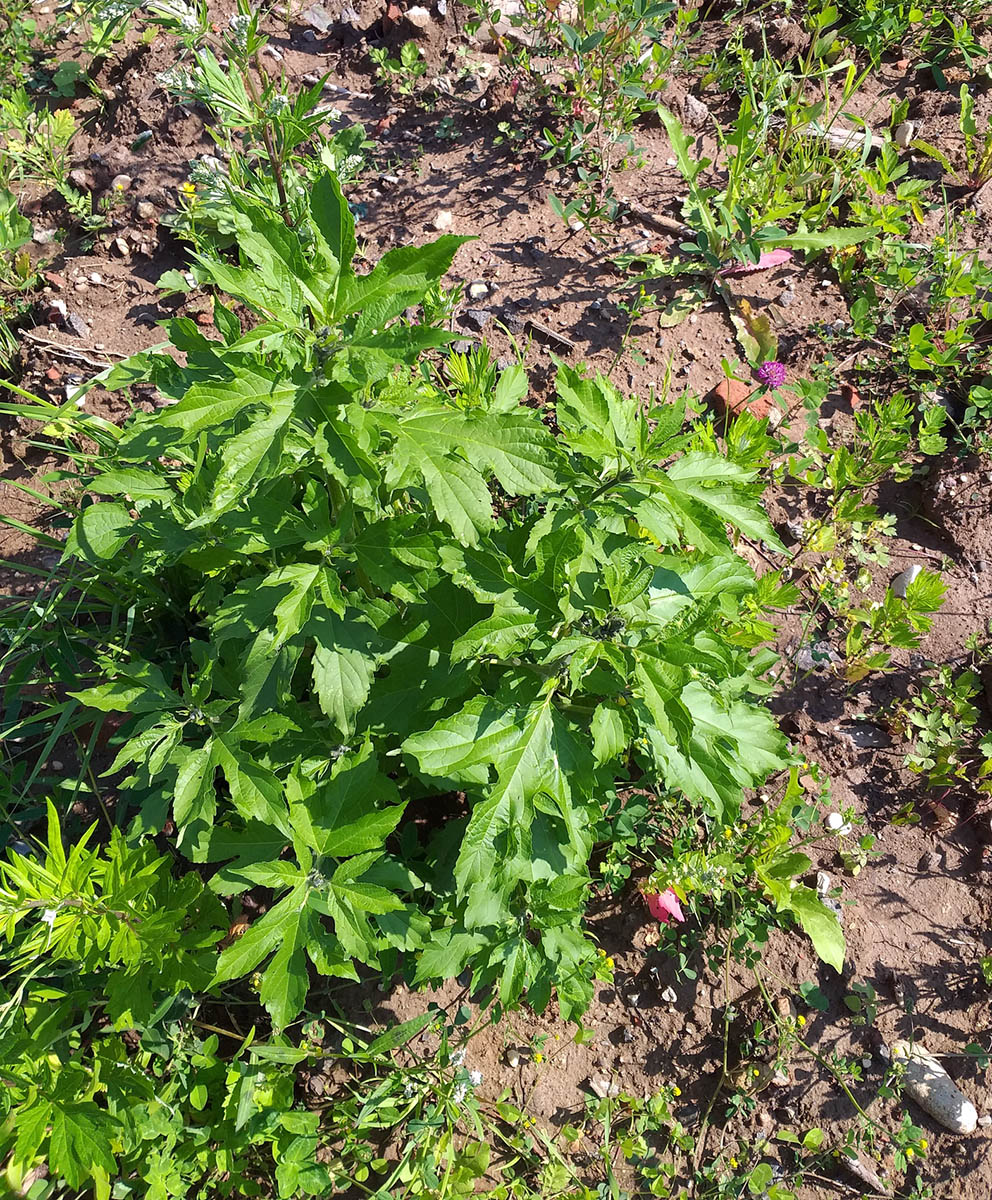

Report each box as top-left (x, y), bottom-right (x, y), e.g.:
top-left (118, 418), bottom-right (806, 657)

top-left (433, 209), bottom-right (453, 231)
top-left (893, 120), bottom-right (916, 148)
top-left (816, 870), bottom-right (831, 895)
top-left (405, 4), bottom-right (431, 26)
top-left (978, 1114), bottom-right (991, 1127)
top-left (462, 308), bottom-right (491, 332)
top-left (89, 272), bottom-right (102, 284)
top-left (111, 173), bottom-right (132, 192)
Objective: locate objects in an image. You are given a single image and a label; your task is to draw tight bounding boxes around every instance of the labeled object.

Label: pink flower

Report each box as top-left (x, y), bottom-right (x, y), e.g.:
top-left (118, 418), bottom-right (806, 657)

top-left (755, 360), bottom-right (786, 390)
top-left (719, 248), bottom-right (793, 276)
top-left (646, 889), bottom-right (685, 925)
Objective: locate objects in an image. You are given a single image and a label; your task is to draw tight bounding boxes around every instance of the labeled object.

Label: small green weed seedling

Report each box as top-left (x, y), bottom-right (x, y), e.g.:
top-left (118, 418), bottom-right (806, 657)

top-left (0, 92), bottom-right (88, 224)
top-left (370, 40), bottom-right (428, 95)
top-left (889, 656), bottom-right (992, 794)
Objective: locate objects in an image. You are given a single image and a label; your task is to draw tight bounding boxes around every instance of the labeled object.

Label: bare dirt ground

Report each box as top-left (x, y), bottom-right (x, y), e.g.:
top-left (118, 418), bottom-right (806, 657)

top-left (3, 4), bottom-right (992, 1197)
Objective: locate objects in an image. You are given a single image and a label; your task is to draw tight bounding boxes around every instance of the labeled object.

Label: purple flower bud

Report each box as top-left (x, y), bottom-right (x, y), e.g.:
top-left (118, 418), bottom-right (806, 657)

top-left (755, 360), bottom-right (786, 390)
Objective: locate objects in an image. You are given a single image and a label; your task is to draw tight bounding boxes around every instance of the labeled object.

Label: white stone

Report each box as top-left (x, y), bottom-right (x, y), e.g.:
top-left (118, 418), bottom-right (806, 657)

top-left (891, 1041), bottom-right (978, 1134)
top-left (894, 121), bottom-right (916, 148)
top-left (406, 4), bottom-right (431, 27)
top-left (891, 563), bottom-right (922, 598)
top-left (111, 173), bottom-right (133, 192)
top-left (825, 812), bottom-right (845, 832)
top-left (433, 210), bottom-right (453, 231)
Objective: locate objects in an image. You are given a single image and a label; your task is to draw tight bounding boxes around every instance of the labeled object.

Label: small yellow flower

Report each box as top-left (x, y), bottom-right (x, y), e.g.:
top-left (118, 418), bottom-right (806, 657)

top-left (723, 828), bottom-right (733, 838)
top-left (919, 1139), bottom-right (928, 1150)
top-left (533, 1052), bottom-right (544, 1063)
top-left (905, 1148), bottom-right (914, 1158)
top-left (605, 956), bottom-right (614, 969)
top-left (180, 181), bottom-right (197, 197)
top-left (672, 1086), bottom-right (681, 1097)
top-left (797, 1015), bottom-right (806, 1027)
top-left (729, 1158), bottom-right (738, 1169)
top-left (752, 1067), bottom-right (760, 1076)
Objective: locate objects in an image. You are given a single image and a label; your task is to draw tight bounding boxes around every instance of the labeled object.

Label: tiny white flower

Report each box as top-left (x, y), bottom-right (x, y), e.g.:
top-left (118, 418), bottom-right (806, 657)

top-left (450, 1048), bottom-right (465, 1067)
top-left (452, 1083), bottom-right (467, 1104)
top-left (468, 1070), bottom-right (482, 1087)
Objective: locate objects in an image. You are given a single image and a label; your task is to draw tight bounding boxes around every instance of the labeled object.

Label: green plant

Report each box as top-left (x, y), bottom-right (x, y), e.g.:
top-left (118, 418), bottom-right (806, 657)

top-left (620, 101), bottom-right (875, 366)
top-left (4, 165), bottom-right (809, 1030)
top-left (469, 0), bottom-right (690, 227)
top-left (0, 90), bottom-right (88, 223)
top-left (153, 5), bottom-right (367, 230)
top-left (0, 185), bottom-right (34, 288)
top-left (917, 83), bottom-right (992, 189)
top-left (648, 768), bottom-right (845, 973)
top-left (888, 659), bottom-right (992, 794)
top-left (369, 40), bottom-right (428, 96)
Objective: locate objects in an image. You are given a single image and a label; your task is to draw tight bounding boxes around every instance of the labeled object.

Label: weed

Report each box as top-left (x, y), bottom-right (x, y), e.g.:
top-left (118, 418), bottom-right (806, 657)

top-left (370, 40), bottom-right (428, 95)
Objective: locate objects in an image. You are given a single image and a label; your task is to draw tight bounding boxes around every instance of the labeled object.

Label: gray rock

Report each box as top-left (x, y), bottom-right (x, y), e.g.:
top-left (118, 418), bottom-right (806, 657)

top-left (299, 3), bottom-right (334, 32)
top-left (135, 201), bottom-right (157, 220)
top-left (793, 640), bottom-right (839, 672)
top-left (111, 173), bottom-right (132, 192)
top-left (451, 340), bottom-right (474, 354)
top-left (779, 288), bottom-right (795, 307)
top-left (683, 93), bottom-right (710, 128)
top-left (462, 308), bottom-right (491, 331)
top-left (835, 721), bottom-right (890, 749)
top-left (33, 228), bottom-right (58, 245)
top-left (65, 312), bottom-right (90, 338)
